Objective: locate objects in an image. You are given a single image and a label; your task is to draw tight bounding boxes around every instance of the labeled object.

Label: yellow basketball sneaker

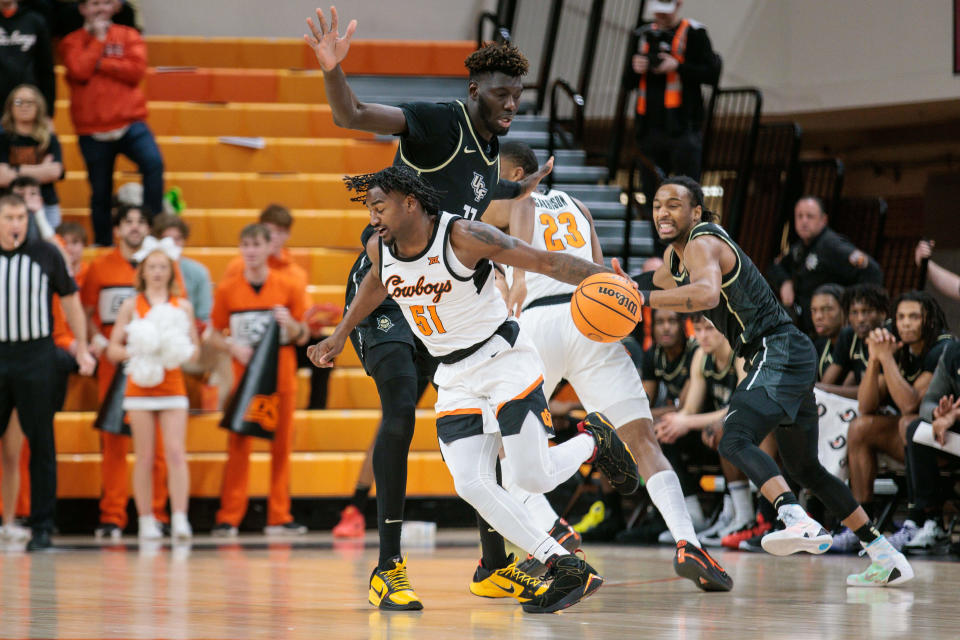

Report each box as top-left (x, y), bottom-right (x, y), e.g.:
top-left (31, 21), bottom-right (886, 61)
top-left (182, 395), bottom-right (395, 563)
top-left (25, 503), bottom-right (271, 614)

top-left (469, 553), bottom-right (548, 602)
top-left (368, 556), bottom-right (423, 611)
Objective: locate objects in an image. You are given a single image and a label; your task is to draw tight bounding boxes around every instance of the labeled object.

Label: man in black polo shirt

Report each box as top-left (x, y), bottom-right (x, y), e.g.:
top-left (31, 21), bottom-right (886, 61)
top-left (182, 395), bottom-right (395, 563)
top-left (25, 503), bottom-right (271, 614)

top-left (769, 196), bottom-right (883, 333)
top-left (0, 194), bottom-right (95, 550)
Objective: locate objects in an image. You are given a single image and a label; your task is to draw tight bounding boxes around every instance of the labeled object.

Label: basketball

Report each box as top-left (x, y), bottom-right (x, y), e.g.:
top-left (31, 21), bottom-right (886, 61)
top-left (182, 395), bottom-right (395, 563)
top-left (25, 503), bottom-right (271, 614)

top-left (571, 273), bottom-right (642, 343)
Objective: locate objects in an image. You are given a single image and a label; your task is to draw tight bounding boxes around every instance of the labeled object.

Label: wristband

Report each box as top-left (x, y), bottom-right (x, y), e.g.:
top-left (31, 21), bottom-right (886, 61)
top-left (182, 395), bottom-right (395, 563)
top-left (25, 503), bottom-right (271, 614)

top-left (639, 290), bottom-right (651, 305)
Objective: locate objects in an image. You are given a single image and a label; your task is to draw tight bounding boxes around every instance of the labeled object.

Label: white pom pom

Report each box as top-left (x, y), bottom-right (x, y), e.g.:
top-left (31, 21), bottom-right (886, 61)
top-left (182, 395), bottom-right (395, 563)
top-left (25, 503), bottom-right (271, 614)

top-left (147, 302), bottom-right (195, 369)
top-left (125, 318), bottom-right (159, 358)
top-left (127, 357), bottom-right (165, 388)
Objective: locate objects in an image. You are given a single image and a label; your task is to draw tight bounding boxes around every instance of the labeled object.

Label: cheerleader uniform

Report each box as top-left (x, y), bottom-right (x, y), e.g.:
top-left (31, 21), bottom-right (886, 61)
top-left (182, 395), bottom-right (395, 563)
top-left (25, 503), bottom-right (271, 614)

top-left (122, 294), bottom-right (189, 411)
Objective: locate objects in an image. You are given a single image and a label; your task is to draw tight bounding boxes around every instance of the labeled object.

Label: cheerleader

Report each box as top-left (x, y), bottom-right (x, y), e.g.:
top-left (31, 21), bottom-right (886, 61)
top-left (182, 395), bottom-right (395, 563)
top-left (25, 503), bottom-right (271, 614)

top-left (107, 238), bottom-right (199, 540)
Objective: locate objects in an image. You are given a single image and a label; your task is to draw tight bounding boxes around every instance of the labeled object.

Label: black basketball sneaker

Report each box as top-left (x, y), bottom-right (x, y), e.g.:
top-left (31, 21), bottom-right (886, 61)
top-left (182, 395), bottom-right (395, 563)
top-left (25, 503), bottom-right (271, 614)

top-left (673, 540), bottom-right (734, 592)
top-left (577, 412), bottom-right (641, 495)
top-left (521, 553), bottom-right (604, 614)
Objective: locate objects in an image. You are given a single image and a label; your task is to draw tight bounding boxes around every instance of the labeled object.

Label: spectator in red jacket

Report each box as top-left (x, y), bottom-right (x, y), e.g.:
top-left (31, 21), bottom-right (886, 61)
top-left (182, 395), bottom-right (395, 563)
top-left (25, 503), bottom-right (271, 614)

top-left (58, 0), bottom-right (163, 247)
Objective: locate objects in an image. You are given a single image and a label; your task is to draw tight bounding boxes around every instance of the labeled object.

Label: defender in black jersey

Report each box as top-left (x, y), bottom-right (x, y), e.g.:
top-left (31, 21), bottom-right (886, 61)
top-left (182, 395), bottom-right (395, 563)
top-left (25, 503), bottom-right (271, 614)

top-left (304, 9), bottom-right (554, 610)
top-left (641, 309), bottom-right (697, 414)
top-left (635, 176), bottom-right (913, 587)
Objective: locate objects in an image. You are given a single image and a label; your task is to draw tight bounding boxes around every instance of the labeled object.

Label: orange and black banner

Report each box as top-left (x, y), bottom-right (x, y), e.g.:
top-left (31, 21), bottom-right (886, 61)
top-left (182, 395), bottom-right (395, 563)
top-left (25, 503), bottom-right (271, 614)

top-left (219, 319), bottom-right (280, 440)
top-left (93, 366), bottom-right (131, 436)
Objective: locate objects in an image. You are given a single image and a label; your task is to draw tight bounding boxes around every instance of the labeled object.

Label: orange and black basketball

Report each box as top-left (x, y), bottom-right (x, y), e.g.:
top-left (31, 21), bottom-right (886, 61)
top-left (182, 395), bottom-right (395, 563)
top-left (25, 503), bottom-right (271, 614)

top-left (571, 273), bottom-right (642, 343)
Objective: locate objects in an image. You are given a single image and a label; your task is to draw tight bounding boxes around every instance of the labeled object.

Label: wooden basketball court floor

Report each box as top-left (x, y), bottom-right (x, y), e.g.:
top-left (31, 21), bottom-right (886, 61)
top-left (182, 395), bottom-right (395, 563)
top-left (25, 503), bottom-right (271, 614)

top-left (2, 530), bottom-right (958, 639)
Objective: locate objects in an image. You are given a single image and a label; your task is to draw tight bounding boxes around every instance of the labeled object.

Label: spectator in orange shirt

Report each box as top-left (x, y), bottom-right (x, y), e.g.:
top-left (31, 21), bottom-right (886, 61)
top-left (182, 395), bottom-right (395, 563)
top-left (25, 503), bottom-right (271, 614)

top-left (81, 204), bottom-right (169, 539)
top-left (58, 0), bottom-right (164, 246)
top-left (208, 224), bottom-right (309, 536)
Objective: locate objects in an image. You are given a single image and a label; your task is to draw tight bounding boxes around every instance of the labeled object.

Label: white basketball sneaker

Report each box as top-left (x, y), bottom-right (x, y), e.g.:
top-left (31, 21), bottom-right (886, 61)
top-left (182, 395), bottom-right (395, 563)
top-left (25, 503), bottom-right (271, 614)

top-left (847, 536), bottom-right (914, 587)
top-left (761, 504), bottom-right (832, 556)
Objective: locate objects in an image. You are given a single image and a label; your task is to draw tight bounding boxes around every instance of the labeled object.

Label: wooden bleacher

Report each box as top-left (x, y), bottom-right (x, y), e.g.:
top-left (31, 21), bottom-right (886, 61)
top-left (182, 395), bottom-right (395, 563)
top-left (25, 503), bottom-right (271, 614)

top-left (52, 37), bottom-right (464, 500)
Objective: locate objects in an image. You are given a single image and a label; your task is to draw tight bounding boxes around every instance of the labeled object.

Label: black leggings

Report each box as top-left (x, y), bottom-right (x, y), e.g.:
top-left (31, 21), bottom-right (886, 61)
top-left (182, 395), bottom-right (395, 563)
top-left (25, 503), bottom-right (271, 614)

top-left (367, 341), bottom-right (434, 565)
top-left (719, 387), bottom-right (859, 520)
top-left (905, 419), bottom-right (959, 518)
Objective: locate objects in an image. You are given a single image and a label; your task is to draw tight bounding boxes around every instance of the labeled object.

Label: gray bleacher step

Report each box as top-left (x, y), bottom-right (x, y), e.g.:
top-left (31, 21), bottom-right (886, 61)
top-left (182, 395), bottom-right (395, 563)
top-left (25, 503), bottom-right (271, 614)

top-left (349, 76), bottom-right (466, 103)
top-left (550, 165), bottom-right (608, 183)
top-left (534, 148), bottom-right (585, 166)
top-left (580, 201), bottom-right (627, 220)
top-left (506, 115), bottom-right (549, 132)
top-left (558, 184), bottom-right (622, 203)
top-left (595, 220), bottom-right (656, 258)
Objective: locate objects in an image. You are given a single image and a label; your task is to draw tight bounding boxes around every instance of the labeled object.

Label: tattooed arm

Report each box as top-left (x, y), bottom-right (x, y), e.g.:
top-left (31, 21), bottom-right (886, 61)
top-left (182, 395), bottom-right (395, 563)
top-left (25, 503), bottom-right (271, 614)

top-left (450, 218), bottom-right (609, 286)
top-left (647, 235), bottom-right (727, 311)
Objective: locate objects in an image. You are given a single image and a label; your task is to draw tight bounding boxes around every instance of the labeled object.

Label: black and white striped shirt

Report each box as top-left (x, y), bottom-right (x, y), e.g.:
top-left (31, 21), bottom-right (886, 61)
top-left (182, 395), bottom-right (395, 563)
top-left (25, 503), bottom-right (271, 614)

top-left (0, 239), bottom-right (76, 343)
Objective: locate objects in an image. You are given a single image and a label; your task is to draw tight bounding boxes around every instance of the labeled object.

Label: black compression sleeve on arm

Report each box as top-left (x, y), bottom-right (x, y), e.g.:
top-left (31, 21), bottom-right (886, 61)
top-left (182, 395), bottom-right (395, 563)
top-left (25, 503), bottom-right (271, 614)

top-left (492, 179), bottom-right (522, 200)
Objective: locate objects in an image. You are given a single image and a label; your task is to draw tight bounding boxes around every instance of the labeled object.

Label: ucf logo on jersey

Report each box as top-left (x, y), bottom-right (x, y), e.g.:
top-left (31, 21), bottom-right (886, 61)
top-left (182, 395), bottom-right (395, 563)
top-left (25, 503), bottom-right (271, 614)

top-left (471, 172), bottom-right (488, 202)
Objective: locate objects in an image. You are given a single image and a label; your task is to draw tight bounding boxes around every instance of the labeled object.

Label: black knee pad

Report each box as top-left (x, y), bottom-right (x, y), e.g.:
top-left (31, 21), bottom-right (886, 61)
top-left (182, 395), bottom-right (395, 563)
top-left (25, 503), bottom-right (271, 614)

top-left (717, 426), bottom-right (751, 463)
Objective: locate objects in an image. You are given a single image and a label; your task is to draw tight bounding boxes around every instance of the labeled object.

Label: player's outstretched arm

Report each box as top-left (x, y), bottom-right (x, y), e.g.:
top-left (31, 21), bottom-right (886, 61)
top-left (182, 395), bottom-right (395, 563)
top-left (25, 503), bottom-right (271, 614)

top-left (451, 219), bottom-right (608, 287)
top-left (307, 239), bottom-right (388, 368)
top-left (304, 6), bottom-right (407, 135)
top-left (645, 236), bottom-right (724, 312)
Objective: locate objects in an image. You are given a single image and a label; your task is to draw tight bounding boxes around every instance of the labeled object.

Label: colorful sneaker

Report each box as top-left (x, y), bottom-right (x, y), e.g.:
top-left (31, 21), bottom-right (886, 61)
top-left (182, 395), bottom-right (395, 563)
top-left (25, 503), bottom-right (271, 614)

top-left (332, 505), bottom-right (365, 538)
top-left (721, 514), bottom-right (772, 550)
top-left (701, 517), bottom-right (751, 548)
top-left (368, 556), bottom-right (423, 611)
top-left (888, 519), bottom-right (920, 551)
top-left (264, 521), bottom-right (308, 536)
top-left (673, 540), bottom-right (734, 591)
top-left (517, 518), bottom-right (582, 578)
top-left (827, 527), bottom-right (860, 554)
top-left (577, 412), bottom-right (640, 495)
top-left (572, 501), bottom-right (606, 534)
top-left (470, 553), bottom-right (548, 602)
top-left (760, 505), bottom-right (832, 556)
top-left (903, 519), bottom-right (949, 555)
top-left (521, 554), bottom-right (604, 614)
top-left (847, 537), bottom-right (914, 587)
top-left (211, 523), bottom-right (238, 538)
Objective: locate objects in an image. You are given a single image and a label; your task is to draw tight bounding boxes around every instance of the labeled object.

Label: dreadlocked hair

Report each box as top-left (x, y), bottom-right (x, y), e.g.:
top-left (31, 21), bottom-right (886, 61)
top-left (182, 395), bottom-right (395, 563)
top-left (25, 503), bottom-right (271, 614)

top-left (660, 176), bottom-right (719, 223)
top-left (465, 41), bottom-right (529, 79)
top-left (891, 290), bottom-right (950, 369)
top-left (842, 283), bottom-right (889, 316)
top-left (343, 166), bottom-right (443, 217)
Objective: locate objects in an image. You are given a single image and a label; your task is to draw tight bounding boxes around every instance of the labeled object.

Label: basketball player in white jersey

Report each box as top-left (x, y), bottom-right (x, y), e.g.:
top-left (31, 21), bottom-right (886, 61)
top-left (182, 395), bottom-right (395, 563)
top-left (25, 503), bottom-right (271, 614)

top-left (309, 165), bottom-right (642, 614)
top-left (491, 141), bottom-right (732, 591)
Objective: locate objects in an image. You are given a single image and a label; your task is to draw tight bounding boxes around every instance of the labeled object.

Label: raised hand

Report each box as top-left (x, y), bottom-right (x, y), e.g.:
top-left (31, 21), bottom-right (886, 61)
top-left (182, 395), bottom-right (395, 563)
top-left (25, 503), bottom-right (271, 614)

top-left (304, 6), bottom-right (358, 72)
top-left (516, 156), bottom-right (553, 200)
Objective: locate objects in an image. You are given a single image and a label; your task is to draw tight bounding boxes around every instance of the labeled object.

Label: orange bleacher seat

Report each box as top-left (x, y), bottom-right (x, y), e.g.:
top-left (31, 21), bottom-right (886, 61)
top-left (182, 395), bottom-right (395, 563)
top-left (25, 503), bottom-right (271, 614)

top-left (59, 136), bottom-right (395, 175)
top-left (56, 451), bottom-right (453, 498)
top-left (61, 210), bottom-right (368, 250)
top-left (144, 37), bottom-right (473, 76)
top-left (54, 101), bottom-right (369, 139)
top-left (59, 171), bottom-right (364, 210)
top-left (326, 369), bottom-right (437, 410)
top-left (55, 66), bottom-right (328, 105)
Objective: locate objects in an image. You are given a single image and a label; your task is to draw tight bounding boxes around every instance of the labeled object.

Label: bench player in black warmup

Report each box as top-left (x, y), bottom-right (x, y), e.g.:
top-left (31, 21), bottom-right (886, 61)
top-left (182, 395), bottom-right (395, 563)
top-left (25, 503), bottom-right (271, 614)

top-left (635, 176), bottom-right (914, 587)
top-left (304, 7), bottom-right (553, 609)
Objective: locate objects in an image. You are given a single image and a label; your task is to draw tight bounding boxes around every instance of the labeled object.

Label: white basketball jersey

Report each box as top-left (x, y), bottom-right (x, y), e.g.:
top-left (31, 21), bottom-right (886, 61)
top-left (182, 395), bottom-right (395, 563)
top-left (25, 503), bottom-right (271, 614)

top-left (380, 212), bottom-right (508, 356)
top-left (522, 189), bottom-right (595, 304)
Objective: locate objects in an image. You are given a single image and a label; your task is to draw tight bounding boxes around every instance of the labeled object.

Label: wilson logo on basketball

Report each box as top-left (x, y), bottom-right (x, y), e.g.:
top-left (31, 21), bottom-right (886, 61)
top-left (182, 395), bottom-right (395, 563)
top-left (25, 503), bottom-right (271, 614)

top-left (244, 394), bottom-right (279, 431)
top-left (385, 275), bottom-right (452, 303)
top-left (598, 286), bottom-right (638, 316)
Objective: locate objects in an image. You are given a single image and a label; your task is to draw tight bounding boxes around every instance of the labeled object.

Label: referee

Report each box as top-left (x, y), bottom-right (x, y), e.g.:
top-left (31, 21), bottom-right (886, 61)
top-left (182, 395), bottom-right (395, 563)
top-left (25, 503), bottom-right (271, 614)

top-left (0, 195), bottom-right (95, 550)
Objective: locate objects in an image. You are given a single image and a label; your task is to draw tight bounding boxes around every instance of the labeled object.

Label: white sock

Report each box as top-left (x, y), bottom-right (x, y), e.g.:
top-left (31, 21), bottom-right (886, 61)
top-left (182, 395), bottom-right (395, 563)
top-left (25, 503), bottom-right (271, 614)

top-left (728, 480), bottom-right (753, 524)
top-left (172, 512), bottom-right (189, 527)
top-left (685, 495), bottom-right (706, 529)
top-left (523, 493), bottom-right (560, 532)
top-left (532, 534), bottom-right (569, 564)
top-left (647, 470), bottom-right (700, 547)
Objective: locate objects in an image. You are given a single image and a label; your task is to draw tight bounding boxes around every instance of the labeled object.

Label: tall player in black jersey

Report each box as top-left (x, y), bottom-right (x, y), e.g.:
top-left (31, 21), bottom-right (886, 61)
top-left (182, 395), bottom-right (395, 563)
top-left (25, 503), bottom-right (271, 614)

top-left (304, 7), bottom-right (553, 610)
top-left (635, 176), bottom-right (914, 587)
